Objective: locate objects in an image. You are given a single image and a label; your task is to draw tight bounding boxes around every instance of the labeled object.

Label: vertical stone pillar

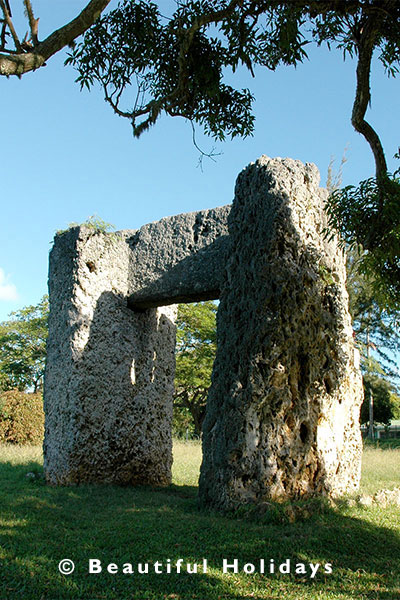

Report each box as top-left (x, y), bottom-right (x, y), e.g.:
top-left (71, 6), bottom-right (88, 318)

top-left (199, 156), bottom-right (363, 510)
top-left (43, 226), bottom-right (176, 485)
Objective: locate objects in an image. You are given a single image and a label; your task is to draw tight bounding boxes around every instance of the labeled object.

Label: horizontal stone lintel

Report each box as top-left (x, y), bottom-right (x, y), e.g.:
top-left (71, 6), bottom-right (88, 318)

top-left (126, 205), bottom-right (230, 309)
top-left (128, 288), bottom-right (220, 311)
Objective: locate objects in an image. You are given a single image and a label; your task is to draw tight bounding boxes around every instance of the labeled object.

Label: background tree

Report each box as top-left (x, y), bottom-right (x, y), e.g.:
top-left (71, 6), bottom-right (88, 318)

top-left (174, 301), bottom-right (217, 437)
top-left (0, 389), bottom-right (44, 444)
top-left (360, 373), bottom-right (398, 427)
top-left (328, 156), bottom-right (400, 431)
top-left (347, 247), bottom-right (400, 377)
top-left (0, 295), bottom-right (48, 392)
top-left (347, 263), bottom-right (400, 429)
top-left (390, 390), bottom-right (400, 420)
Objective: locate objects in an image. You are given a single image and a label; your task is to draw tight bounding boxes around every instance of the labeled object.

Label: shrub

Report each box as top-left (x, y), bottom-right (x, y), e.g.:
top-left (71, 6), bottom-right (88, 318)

top-left (0, 390), bottom-right (44, 444)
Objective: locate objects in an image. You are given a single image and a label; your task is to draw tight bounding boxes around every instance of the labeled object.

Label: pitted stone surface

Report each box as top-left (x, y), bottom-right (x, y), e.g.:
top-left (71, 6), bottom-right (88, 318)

top-left (44, 227), bottom-right (177, 485)
top-left (44, 206), bottom-right (230, 485)
top-left (127, 205), bottom-right (230, 309)
top-left (199, 156), bottom-right (363, 510)
top-left (44, 156), bottom-right (363, 507)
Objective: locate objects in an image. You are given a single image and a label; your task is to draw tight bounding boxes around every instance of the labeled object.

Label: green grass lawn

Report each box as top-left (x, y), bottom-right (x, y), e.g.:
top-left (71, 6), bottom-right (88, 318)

top-left (0, 441), bottom-right (399, 600)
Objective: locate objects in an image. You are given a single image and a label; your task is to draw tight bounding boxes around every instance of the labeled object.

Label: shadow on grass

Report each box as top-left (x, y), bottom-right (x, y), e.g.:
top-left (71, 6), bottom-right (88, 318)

top-left (1, 460), bottom-right (400, 600)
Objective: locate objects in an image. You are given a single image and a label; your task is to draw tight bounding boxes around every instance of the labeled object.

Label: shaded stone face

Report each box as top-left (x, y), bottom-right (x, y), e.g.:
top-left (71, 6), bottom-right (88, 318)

top-left (43, 156), bottom-right (363, 507)
top-left (44, 226), bottom-right (178, 485)
top-left (44, 206), bottom-right (230, 486)
top-left (127, 206), bottom-right (230, 309)
top-left (199, 156), bottom-right (363, 509)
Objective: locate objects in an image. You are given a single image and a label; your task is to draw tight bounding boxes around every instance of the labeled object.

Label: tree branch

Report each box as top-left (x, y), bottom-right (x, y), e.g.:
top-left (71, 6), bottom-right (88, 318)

top-left (120, 0), bottom-right (370, 133)
top-left (0, 0), bottom-right (21, 51)
top-left (1, 19), bottom-right (8, 51)
top-left (0, 0), bottom-right (111, 76)
top-left (0, 0), bottom-right (12, 50)
top-left (23, 0), bottom-right (39, 47)
top-left (351, 12), bottom-right (388, 179)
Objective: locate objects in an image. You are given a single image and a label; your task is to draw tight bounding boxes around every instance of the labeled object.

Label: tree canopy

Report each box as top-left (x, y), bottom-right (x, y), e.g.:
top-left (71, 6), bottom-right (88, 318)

top-left (326, 156), bottom-right (400, 430)
top-left (2, 1), bottom-right (399, 307)
top-left (174, 301), bottom-right (217, 437)
top-left (67, 0), bottom-right (400, 307)
top-left (67, 2), bottom-right (399, 158)
top-left (3, 2), bottom-right (399, 178)
top-left (347, 247), bottom-right (400, 376)
top-left (345, 245), bottom-right (400, 426)
top-left (360, 373), bottom-right (399, 426)
top-left (0, 295), bottom-right (48, 393)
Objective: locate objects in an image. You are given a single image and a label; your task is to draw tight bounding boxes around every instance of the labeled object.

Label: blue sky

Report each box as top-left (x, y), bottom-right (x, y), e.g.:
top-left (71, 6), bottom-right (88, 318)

top-left (0, 1), bottom-right (399, 321)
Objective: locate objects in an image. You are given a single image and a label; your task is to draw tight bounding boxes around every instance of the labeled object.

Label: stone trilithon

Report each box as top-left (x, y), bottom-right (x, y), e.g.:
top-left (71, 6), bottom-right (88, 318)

top-left (43, 156), bottom-right (363, 510)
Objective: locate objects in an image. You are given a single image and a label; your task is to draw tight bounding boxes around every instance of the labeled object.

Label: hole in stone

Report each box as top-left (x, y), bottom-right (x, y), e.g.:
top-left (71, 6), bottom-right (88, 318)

top-left (298, 352), bottom-right (309, 396)
top-left (299, 422), bottom-right (309, 444)
top-left (277, 238), bottom-right (285, 256)
top-left (324, 376), bottom-right (332, 394)
top-left (312, 466), bottom-right (320, 484)
top-left (86, 261), bottom-right (96, 273)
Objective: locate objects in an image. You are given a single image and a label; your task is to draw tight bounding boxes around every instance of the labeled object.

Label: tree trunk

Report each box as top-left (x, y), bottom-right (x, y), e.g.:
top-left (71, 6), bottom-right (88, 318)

top-left (366, 326), bottom-right (374, 441)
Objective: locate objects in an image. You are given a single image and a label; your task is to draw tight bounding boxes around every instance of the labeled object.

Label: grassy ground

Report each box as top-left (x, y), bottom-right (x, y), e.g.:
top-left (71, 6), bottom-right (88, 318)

top-left (0, 441), bottom-right (399, 600)
top-left (361, 441), bottom-right (400, 495)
